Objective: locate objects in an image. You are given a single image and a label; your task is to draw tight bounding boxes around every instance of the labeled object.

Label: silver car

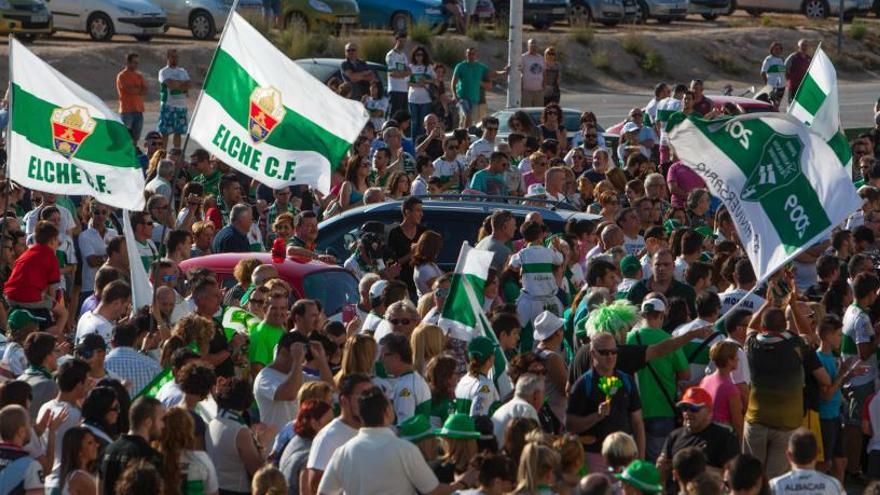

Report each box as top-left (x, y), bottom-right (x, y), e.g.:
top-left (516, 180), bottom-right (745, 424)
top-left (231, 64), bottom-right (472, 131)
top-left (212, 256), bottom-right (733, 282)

top-left (736, 0), bottom-right (871, 18)
top-left (569, 0), bottom-right (638, 25)
top-left (635, 0), bottom-right (688, 22)
top-left (152, 0), bottom-right (232, 38)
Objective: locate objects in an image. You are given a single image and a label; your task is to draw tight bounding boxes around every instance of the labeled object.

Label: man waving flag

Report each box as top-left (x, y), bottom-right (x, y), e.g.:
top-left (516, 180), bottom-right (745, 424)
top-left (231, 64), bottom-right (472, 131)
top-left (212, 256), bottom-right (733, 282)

top-left (668, 112), bottom-right (861, 281)
top-left (189, 11), bottom-right (369, 194)
top-left (8, 38), bottom-right (145, 210)
top-left (787, 45), bottom-right (853, 175)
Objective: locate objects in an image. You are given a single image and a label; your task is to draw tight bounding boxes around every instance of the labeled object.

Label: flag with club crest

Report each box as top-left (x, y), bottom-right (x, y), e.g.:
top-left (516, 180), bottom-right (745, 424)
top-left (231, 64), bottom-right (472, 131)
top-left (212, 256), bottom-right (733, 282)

top-left (8, 38), bottom-right (144, 210)
top-left (788, 45), bottom-right (853, 176)
top-left (439, 243), bottom-right (512, 397)
top-left (668, 112), bottom-right (861, 281)
top-left (188, 12), bottom-right (368, 194)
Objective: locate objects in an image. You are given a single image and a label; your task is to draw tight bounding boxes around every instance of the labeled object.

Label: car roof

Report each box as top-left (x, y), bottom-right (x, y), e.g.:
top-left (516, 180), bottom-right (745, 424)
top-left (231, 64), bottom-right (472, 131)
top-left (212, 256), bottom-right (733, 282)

top-left (295, 58), bottom-right (387, 70)
top-left (178, 252), bottom-right (349, 280)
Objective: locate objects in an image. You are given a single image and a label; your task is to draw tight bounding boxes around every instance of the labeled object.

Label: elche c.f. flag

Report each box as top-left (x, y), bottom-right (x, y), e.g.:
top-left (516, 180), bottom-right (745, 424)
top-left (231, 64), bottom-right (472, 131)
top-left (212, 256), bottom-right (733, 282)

top-left (439, 242), bottom-right (512, 397)
top-left (8, 38), bottom-right (145, 210)
top-left (189, 12), bottom-right (369, 194)
top-left (787, 45), bottom-right (853, 175)
top-left (668, 112), bottom-right (861, 281)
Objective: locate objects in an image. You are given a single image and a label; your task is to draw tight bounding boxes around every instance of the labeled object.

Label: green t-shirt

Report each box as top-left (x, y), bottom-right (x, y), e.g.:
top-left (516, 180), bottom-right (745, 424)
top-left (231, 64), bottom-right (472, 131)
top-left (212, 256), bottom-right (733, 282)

top-left (625, 326), bottom-right (689, 419)
top-left (469, 169), bottom-right (507, 195)
top-left (452, 61), bottom-right (489, 103)
top-left (248, 321), bottom-right (285, 366)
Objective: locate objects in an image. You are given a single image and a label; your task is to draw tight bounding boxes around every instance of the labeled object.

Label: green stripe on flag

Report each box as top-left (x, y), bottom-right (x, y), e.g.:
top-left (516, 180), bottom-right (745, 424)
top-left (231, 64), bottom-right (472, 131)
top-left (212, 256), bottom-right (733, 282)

top-left (521, 263), bottom-right (555, 273)
top-left (10, 84), bottom-right (140, 168)
top-left (693, 116), bottom-right (832, 254)
top-left (827, 131), bottom-right (853, 168)
top-left (203, 49), bottom-right (353, 169)
top-left (443, 273), bottom-right (487, 328)
top-left (793, 74), bottom-right (827, 116)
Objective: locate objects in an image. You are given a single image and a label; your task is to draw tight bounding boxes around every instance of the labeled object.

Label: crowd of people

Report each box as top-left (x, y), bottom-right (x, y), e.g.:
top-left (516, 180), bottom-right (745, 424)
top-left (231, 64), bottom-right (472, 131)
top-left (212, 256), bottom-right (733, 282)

top-left (4, 30), bottom-right (880, 495)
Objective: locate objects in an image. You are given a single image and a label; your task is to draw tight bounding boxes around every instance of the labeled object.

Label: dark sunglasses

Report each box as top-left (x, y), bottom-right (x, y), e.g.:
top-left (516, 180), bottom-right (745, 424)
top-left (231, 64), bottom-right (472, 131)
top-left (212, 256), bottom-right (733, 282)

top-left (390, 318), bottom-right (412, 325)
top-left (594, 348), bottom-right (617, 356)
top-left (677, 403), bottom-right (704, 413)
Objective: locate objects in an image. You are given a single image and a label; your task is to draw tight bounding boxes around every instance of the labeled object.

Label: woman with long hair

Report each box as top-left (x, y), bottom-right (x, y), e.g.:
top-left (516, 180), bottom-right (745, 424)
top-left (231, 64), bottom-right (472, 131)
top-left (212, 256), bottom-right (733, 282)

top-left (80, 386), bottom-right (120, 453)
top-left (58, 427), bottom-right (99, 495)
top-left (278, 399), bottom-right (333, 495)
top-left (507, 110), bottom-right (539, 140)
top-left (512, 435), bottom-right (561, 494)
top-left (386, 171), bottom-right (411, 200)
top-left (408, 46), bottom-right (435, 139)
top-left (411, 324), bottom-right (447, 376)
top-left (598, 191), bottom-right (621, 223)
top-left (554, 435), bottom-right (585, 493)
top-left (426, 355), bottom-right (459, 428)
top-left (161, 314), bottom-right (215, 367)
top-left (538, 103), bottom-right (567, 150)
top-left (412, 230), bottom-right (444, 298)
top-left (334, 334), bottom-right (378, 387)
top-left (337, 156), bottom-right (371, 212)
top-left (431, 413), bottom-right (480, 483)
top-left (156, 407), bottom-right (218, 495)
top-left (502, 417), bottom-right (540, 463)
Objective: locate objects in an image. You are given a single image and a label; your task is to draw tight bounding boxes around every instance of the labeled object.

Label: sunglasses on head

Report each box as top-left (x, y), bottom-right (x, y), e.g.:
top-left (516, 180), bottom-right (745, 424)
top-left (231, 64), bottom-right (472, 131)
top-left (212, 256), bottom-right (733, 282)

top-left (677, 403), bottom-right (704, 413)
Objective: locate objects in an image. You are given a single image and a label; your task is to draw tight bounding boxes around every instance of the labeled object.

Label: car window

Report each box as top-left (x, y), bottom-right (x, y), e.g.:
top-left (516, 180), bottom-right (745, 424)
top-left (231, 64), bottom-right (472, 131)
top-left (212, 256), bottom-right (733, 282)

top-left (295, 62), bottom-right (340, 85)
top-left (303, 270), bottom-right (359, 316)
top-left (563, 112), bottom-right (581, 131)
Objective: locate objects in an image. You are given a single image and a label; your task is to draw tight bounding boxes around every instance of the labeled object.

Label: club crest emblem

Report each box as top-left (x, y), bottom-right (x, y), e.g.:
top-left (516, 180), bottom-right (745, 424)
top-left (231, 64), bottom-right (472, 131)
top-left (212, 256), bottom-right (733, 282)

top-left (50, 106), bottom-right (96, 159)
top-left (248, 86), bottom-right (285, 143)
top-left (741, 132), bottom-right (804, 202)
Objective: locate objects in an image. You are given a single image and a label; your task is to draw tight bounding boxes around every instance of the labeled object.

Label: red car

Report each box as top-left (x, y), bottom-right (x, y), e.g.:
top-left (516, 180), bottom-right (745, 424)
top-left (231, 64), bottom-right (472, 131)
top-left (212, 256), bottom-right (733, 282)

top-left (604, 95), bottom-right (775, 140)
top-left (179, 253), bottom-right (359, 321)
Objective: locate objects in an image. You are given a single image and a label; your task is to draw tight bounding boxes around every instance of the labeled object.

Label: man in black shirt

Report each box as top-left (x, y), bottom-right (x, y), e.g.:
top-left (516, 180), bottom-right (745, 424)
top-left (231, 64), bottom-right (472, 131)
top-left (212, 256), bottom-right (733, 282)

top-left (566, 332), bottom-right (645, 471)
top-left (340, 43), bottom-right (375, 101)
top-left (98, 397), bottom-right (165, 495)
top-left (657, 387), bottom-right (739, 478)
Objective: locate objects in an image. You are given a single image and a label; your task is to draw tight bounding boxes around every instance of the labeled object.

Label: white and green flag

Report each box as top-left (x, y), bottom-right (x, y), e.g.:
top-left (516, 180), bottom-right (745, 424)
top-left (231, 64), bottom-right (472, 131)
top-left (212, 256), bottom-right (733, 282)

top-left (189, 12), bottom-right (369, 194)
top-left (439, 243), bottom-right (511, 396)
top-left (9, 38), bottom-right (145, 210)
top-left (668, 112), bottom-right (861, 280)
top-left (788, 45), bottom-right (853, 175)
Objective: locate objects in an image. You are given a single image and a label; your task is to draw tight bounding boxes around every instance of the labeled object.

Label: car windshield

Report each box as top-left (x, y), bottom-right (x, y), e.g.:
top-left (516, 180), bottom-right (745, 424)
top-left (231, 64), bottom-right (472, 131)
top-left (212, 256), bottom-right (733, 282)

top-left (303, 270), bottom-right (359, 316)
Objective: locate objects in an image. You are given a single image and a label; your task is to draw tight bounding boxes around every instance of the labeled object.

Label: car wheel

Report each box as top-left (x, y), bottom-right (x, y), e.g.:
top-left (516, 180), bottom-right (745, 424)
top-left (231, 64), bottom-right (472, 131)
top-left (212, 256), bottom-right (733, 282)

top-left (87, 12), bottom-right (113, 41)
top-left (189, 10), bottom-right (216, 39)
top-left (802, 0), bottom-right (828, 18)
top-left (569, 3), bottom-right (592, 25)
top-left (390, 12), bottom-right (410, 33)
top-left (702, 13), bottom-right (719, 19)
top-left (636, 0), bottom-right (649, 22)
top-left (133, 35), bottom-right (152, 41)
top-left (726, 0), bottom-right (736, 14)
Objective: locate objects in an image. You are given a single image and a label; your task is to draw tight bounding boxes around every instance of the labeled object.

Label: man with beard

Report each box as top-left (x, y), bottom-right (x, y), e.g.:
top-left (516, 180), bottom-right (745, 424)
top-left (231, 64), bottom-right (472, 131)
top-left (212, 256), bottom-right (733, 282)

top-left (656, 387), bottom-right (739, 478)
top-left (98, 396), bottom-right (165, 495)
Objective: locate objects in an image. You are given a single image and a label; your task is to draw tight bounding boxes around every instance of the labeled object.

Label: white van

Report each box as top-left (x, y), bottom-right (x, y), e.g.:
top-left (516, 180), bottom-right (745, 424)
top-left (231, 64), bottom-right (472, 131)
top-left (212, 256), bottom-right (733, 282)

top-left (44, 0), bottom-right (166, 41)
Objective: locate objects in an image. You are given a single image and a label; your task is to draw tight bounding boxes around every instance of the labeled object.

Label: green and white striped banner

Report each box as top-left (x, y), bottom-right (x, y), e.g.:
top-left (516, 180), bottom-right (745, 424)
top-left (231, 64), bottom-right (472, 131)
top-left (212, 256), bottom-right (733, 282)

top-left (668, 112), bottom-right (861, 281)
top-left (9, 38), bottom-right (145, 210)
top-left (189, 12), bottom-right (369, 194)
top-left (788, 45), bottom-right (853, 176)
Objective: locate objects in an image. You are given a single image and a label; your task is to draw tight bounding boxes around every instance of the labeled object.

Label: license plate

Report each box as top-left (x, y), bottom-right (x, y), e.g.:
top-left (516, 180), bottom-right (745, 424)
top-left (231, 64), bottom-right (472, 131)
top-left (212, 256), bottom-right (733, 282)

top-left (340, 16), bottom-right (357, 23)
top-left (552, 7), bottom-right (566, 13)
top-left (32, 15), bottom-right (47, 22)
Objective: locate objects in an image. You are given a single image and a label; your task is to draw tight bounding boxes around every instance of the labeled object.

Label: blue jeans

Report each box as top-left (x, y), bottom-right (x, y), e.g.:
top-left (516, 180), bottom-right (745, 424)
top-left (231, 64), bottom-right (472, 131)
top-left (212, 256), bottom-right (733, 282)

top-left (121, 112), bottom-right (143, 143)
top-left (409, 102), bottom-right (431, 139)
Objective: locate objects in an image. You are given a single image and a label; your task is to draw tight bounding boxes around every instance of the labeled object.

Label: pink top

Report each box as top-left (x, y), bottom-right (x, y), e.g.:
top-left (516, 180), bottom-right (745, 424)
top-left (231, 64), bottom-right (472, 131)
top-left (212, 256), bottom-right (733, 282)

top-left (666, 161), bottom-right (706, 208)
top-left (700, 371), bottom-right (737, 424)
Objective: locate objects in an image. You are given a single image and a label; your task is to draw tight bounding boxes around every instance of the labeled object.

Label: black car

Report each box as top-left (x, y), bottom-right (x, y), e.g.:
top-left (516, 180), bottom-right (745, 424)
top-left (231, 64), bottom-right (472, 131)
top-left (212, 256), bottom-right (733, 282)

top-left (316, 197), bottom-right (601, 270)
top-left (494, 0), bottom-right (570, 30)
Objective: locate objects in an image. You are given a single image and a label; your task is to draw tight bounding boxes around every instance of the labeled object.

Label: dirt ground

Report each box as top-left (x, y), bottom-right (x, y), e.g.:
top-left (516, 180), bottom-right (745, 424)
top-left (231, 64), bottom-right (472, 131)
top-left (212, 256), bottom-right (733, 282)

top-left (2, 12), bottom-right (879, 111)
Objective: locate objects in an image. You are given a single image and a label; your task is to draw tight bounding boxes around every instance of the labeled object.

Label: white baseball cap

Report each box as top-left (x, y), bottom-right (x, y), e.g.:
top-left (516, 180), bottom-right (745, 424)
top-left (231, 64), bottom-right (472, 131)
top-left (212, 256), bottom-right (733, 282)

top-left (641, 298), bottom-right (667, 313)
top-left (622, 122), bottom-right (640, 134)
top-left (369, 279), bottom-right (389, 302)
top-left (533, 311), bottom-right (564, 342)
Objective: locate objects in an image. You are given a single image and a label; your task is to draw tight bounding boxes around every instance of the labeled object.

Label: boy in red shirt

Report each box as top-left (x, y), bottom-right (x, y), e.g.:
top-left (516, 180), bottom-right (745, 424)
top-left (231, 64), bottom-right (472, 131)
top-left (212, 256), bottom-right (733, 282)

top-left (3, 221), bottom-right (63, 328)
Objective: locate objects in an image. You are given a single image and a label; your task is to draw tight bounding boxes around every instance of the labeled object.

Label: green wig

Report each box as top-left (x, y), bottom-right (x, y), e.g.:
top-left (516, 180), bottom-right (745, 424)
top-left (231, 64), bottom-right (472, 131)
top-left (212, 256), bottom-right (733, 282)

top-left (582, 299), bottom-right (639, 340)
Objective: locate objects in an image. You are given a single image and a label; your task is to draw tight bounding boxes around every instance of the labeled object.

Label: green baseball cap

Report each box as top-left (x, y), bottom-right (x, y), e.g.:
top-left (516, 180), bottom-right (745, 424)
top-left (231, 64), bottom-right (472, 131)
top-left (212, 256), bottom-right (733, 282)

top-left (620, 254), bottom-right (642, 278)
top-left (398, 414), bottom-right (439, 442)
top-left (467, 336), bottom-right (498, 362)
top-left (694, 226), bottom-right (717, 239)
top-left (663, 219), bottom-right (683, 235)
top-left (438, 413), bottom-right (481, 440)
top-left (7, 309), bottom-right (46, 332)
top-left (616, 460), bottom-right (663, 494)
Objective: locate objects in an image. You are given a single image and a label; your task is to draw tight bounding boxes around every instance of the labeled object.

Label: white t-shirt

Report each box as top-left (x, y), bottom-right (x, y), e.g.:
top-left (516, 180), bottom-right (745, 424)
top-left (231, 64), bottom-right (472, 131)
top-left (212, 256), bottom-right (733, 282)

top-left (307, 417), bottom-right (358, 472)
top-left (509, 245), bottom-right (563, 298)
top-left (385, 49), bottom-right (410, 93)
top-left (432, 157), bottom-right (464, 187)
top-left (388, 371), bottom-right (432, 425)
top-left (491, 397), bottom-right (539, 448)
top-left (75, 310), bottom-right (114, 345)
top-left (718, 288), bottom-right (767, 315)
top-left (761, 55), bottom-right (787, 89)
top-left (24, 204), bottom-right (76, 236)
top-left (78, 226), bottom-right (117, 293)
top-left (180, 450), bottom-right (219, 495)
top-left (2, 342), bottom-right (27, 377)
top-left (156, 379), bottom-right (184, 409)
top-left (521, 53), bottom-right (545, 92)
top-left (364, 96), bottom-right (390, 131)
top-left (158, 65), bottom-right (190, 108)
top-left (623, 234), bottom-right (646, 256)
top-left (455, 373), bottom-right (499, 417)
top-left (408, 65), bottom-right (435, 105)
top-left (413, 262), bottom-right (444, 298)
top-left (254, 367), bottom-right (299, 430)
top-left (769, 468), bottom-right (843, 495)
top-left (465, 138), bottom-right (495, 164)
top-left (38, 399), bottom-right (82, 490)
top-left (842, 304), bottom-right (876, 387)
top-left (673, 256), bottom-right (690, 281)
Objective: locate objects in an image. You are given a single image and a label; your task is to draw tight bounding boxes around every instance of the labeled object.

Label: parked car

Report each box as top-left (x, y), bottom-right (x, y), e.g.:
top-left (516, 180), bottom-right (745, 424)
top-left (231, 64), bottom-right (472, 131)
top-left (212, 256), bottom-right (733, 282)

top-left (494, 0), bottom-right (570, 30)
top-left (44, 0), bottom-right (166, 41)
top-left (179, 253), bottom-right (360, 321)
top-left (634, 0), bottom-right (688, 22)
top-left (294, 57), bottom-right (387, 93)
top-left (1, 0), bottom-right (52, 40)
top-left (356, 0), bottom-right (447, 33)
top-left (490, 107), bottom-right (584, 143)
top-left (278, 0), bottom-right (359, 31)
top-left (738, 0), bottom-right (870, 18)
top-left (687, 0), bottom-right (729, 18)
top-left (150, 0), bottom-right (228, 39)
top-left (317, 198), bottom-right (600, 270)
top-left (569, 0), bottom-right (638, 26)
